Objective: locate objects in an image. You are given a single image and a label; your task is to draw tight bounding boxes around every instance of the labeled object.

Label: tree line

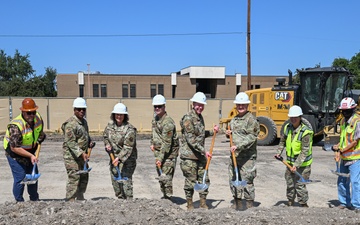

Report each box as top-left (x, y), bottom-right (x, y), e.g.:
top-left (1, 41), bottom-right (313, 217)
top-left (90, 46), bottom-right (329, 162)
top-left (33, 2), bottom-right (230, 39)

top-left (0, 49), bottom-right (359, 97)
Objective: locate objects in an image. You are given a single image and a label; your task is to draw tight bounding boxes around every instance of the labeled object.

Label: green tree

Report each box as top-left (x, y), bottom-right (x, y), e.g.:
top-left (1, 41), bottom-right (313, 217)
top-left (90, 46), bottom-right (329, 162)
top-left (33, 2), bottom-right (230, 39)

top-left (0, 49), bottom-right (57, 97)
top-left (332, 51), bottom-right (360, 89)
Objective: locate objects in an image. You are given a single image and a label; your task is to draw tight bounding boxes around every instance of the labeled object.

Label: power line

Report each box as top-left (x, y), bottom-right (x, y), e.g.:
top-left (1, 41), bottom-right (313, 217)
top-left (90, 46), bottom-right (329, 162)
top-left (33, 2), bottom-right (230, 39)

top-left (0, 32), bottom-right (245, 38)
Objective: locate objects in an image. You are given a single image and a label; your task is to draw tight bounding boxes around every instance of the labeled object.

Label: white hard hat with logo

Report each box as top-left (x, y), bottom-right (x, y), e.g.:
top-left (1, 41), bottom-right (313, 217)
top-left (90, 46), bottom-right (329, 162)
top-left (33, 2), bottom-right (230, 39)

top-left (339, 97), bottom-right (357, 109)
top-left (152, 94), bottom-right (166, 105)
top-left (73, 97), bottom-right (87, 108)
top-left (112, 103), bottom-right (128, 114)
top-left (190, 92), bottom-right (207, 105)
top-left (234, 92), bottom-right (251, 104)
top-left (288, 105), bottom-right (303, 117)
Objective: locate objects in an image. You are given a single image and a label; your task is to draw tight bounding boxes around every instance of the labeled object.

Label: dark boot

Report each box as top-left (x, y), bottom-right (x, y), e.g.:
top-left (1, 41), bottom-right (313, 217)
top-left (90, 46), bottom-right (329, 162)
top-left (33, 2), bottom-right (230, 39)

top-left (246, 200), bottom-right (254, 209)
top-left (231, 198), bottom-right (242, 210)
top-left (76, 193), bottom-right (85, 201)
top-left (200, 197), bottom-right (208, 209)
top-left (288, 200), bottom-right (294, 207)
top-left (186, 198), bottom-right (194, 211)
top-left (300, 203), bottom-right (309, 208)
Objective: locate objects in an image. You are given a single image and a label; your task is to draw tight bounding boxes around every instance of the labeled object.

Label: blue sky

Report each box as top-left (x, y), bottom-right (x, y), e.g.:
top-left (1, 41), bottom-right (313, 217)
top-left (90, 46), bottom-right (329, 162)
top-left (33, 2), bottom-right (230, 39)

top-left (1, 1), bottom-right (359, 76)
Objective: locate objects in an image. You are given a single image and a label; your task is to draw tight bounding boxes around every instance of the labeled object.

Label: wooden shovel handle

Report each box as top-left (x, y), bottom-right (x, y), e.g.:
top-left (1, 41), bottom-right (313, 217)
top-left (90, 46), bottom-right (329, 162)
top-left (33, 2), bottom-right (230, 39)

top-left (204, 130), bottom-right (217, 170)
top-left (35, 144), bottom-right (41, 159)
top-left (87, 148), bottom-right (92, 158)
top-left (109, 152), bottom-right (119, 167)
top-left (334, 151), bottom-right (340, 162)
top-left (228, 125), bottom-right (238, 168)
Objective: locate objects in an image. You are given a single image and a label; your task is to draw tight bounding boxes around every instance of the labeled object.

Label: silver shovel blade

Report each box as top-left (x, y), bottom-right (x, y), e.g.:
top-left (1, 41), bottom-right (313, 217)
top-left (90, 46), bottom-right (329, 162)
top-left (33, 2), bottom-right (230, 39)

top-left (232, 180), bottom-right (247, 189)
top-left (194, 182), bottom-right (209, 193)
top-left (297, 179), bottom-right (321, 184)
top-left (115, 177), bottom-right (128, 183)
top-left (21, 174), bottom-right (41, 185)
top-left (75, 167), bottom-right (92, 175)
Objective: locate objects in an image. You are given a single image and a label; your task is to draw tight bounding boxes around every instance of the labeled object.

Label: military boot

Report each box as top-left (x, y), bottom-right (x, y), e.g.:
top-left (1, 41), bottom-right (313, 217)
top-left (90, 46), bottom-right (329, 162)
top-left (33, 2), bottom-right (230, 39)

top-left (200, 197), bottom-right (209, 209)
top-left (66, 198), bottom-right (75, 202)
top-left (231, 198), bottom-right (242, 210)
top-left (76, 193), bottom-right (85, 201)
top-left (186, 198), bottom-right (194, 211)
top-left (246, 200), bottom-right (254, 209)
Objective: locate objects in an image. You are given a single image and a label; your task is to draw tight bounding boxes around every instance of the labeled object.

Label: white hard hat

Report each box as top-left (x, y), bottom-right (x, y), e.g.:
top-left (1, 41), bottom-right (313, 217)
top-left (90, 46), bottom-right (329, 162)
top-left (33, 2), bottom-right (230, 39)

top-left (339, 97), bottom-right (357, 109)
top-left (190, 92), bottom-right (207, 105)
top-left (73, 97), bottom-right (87, 108)
top-left (234, 92), bottom-right (251, 104)
top-left (288, 105), bottom-right (303, 117)
top-left (112, 103), bottom-right (128, 114)
top-left (152, 94), bottom-right (166, 105)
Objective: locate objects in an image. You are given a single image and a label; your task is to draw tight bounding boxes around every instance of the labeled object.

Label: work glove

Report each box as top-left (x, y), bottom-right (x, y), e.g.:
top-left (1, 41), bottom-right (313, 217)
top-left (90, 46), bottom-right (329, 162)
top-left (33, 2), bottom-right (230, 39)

top-left (38, 133), bottom-right (46, 144)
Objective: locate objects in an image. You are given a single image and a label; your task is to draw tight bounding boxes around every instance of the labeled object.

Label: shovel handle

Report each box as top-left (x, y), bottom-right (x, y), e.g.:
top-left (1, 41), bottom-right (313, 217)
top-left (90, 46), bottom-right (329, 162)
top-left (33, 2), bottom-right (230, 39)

top-left (275, 155), bottom-right (293, 170)
top-left (334, 151), bottom-right (340, 162)
top-left (35, 144), bottom-right (41, 159)
top-left (205, 130), bottom-right (217, 170)
top-left (228, 125), bottom-right (238, 168)
top-left (109, 152), bottom-right (119, 167)
top-left (87, 148), bottom-right (92, 158)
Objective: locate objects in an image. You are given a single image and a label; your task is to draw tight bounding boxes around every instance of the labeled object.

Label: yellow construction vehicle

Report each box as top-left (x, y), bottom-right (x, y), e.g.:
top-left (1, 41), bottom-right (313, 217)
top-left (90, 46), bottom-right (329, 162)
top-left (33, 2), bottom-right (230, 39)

top-left (220, 67), bottom-right (356, 148)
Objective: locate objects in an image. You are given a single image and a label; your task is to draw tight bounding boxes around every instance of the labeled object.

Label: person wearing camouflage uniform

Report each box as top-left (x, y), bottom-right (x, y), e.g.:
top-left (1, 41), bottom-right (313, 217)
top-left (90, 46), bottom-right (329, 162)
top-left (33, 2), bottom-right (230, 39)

top-left (62, 97), bottom-right (95, 201)
top-left (150, 95), bottom-right (179, 200)
top-left (3, 98), bottom-right (46, 202)
top-left (275, 105), bottom-right (313, 208)
top-left (104, 103), bottom-right (137, 199)
top-left (226, 92), bottom-right (260, 210)
top-left (180, 92), bottom-right (219, 210)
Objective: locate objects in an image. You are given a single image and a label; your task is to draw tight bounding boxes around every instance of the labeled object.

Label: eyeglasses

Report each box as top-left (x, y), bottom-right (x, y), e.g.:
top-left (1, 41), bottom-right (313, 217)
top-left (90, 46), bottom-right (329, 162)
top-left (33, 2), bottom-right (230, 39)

top-left (75, 108), bottom-right (86, 111)
top-left (26, 111), bottom-right (36, 115)
top-left (154, 105), bottom-right (164, 109)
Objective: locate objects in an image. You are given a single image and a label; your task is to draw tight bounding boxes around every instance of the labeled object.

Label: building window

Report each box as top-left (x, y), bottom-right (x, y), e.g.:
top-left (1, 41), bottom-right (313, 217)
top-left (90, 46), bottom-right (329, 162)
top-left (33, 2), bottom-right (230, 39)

top-left (93, 84), bottom-right (99, 97)
top-left (130, 84), bottom-right (136, 98)
top-left (150, 84), bottom-right (156, 98)
top-left (255, 85), bottom-right (261, 89)
top-left (122, 84), bottom-right (128, 98)
top-left (158, 84), bottom-right (164, 95)
top-left (101, 84), bottom-right (107, 97)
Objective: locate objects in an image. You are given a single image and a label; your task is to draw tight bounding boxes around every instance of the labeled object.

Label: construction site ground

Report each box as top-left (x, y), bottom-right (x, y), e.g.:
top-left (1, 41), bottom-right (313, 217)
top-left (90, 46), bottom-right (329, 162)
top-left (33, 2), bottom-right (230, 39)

top-left (0, 134), bottom-right (359, 224)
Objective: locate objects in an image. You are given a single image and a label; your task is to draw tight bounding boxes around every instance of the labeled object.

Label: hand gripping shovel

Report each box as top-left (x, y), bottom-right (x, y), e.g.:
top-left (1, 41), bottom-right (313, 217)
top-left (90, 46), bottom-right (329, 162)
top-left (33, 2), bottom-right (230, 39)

top-left (228, 125), bottom-right (247, 189)
top-left (155, 163), bottom-right (169, 182)
top-left (275, 155), bottom-right (321, 184)
top-left (109, 151), bottom-right (128, 183)
top-left (21, 144), bottom-right (41, 185)
top-left (194, 131), bottom-right (216, 193)
top-left (75, 148), bottom-right (92, 175)
top-left (330, 151), bottom-right (350, 178)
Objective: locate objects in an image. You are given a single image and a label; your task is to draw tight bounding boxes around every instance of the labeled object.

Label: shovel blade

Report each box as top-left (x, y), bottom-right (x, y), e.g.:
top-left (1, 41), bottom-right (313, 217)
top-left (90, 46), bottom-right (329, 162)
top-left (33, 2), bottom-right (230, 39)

top-left (232, 180), bottom-right (247, 189)
top-left (21, 174), bottom-right (41, 185)
top-left (194, 182), bottom-right (209, 193)
top-left (115, 177), bottom-right (128, 183)
top-left (297, 179), bottom-right (321, 184)
top-left (75, 167), bottom-right (92, 175)
top-left (156, 174), bottom-right (169, 182)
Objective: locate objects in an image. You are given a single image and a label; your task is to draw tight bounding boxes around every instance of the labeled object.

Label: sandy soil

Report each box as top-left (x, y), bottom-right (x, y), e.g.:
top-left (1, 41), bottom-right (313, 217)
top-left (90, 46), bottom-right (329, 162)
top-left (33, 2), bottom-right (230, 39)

top-left (0, 134), bottom-right (359, 224)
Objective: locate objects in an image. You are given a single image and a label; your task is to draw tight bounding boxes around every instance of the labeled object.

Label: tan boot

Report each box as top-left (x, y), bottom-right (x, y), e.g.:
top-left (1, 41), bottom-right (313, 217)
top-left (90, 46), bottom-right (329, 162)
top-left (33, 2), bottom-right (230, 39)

top-left (246, 200), bottom-right (254, 209)
top-left (231, 198), bottom-right (242, 210)
top-left (200, 197), bottom-right (208, 209)
top-left (186, 198), bottom-right (194, 211)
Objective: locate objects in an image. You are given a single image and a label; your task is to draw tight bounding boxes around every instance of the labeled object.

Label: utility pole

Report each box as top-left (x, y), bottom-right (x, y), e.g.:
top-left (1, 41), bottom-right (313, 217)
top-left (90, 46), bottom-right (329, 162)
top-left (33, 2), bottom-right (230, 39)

top-left (247, 0), bottom-right (251, 90)
top-left (87, 64), bottom-right (90, 97)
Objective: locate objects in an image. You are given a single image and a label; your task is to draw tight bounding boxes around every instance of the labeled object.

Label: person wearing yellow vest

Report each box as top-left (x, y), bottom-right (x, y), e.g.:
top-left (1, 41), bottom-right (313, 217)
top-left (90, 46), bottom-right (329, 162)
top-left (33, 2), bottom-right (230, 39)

top-left (275, 105), bottom-right (313, 208)
top-left (3, 98), bottom-right (46, 202)
top-left (332, 97), bottom-right (360, 213)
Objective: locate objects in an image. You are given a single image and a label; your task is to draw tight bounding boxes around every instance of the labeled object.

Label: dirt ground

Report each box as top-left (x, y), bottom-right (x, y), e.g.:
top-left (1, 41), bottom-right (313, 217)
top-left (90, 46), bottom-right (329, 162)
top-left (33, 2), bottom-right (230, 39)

top-left (0, 134), bottom-right (359, 224)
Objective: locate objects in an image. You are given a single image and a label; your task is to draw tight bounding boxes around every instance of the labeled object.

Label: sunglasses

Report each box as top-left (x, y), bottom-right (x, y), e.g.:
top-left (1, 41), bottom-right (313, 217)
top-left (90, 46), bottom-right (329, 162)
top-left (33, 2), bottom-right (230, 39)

top-left (75, 108), bottom-right (86, 111)
top-left (26, 111), bottom-right (36, 115)
top-left (154, 105), bottom-right (164, 109)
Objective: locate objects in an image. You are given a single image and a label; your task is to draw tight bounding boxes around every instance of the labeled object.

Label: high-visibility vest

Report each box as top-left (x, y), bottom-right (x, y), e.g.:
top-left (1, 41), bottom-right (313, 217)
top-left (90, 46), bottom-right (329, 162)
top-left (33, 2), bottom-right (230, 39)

top-left (284, 123), bottom-right (313, 167)
top-left (339, 114), bottom-right (360, 160)
top-left (3, 113), bottom-right (43, 151)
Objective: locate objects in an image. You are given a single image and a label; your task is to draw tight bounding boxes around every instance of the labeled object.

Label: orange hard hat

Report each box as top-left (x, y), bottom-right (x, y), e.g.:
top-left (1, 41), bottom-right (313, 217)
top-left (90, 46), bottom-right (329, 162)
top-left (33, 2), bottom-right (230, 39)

top-left (20, 98), bottom-right (38, 111)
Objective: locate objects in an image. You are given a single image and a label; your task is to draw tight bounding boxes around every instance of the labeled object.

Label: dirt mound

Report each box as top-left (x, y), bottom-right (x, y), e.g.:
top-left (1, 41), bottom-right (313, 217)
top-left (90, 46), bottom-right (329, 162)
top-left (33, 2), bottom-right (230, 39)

top-left (0, 198), bottom-right (359, 225)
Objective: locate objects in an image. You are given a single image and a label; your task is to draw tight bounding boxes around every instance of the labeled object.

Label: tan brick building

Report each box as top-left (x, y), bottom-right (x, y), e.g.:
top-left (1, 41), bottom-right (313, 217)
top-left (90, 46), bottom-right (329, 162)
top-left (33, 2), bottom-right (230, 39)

top-left (56, 66), bottom-right (287, 99)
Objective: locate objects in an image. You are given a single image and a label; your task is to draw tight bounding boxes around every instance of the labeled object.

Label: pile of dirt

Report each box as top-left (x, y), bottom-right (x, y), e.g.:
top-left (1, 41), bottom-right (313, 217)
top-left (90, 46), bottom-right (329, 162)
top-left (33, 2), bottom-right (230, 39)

top-left (0, 198), bottom-right (358, 224)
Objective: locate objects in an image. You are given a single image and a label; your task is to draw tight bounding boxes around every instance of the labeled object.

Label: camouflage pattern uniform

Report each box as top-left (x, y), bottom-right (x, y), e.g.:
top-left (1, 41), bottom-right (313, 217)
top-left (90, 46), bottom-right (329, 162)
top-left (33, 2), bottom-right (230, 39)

top-left (277, 121), bottom-right (313, 206)
top-left (180, 109), bottom-right (214, 199)
top-left (103, 120), bottom-right (137, 199)
top-left (62, 115), bottom-right (92, 200)
top-left (228, 111), bottom-right (259, 203)
top-left (151, 112), bottom-right (179, 198)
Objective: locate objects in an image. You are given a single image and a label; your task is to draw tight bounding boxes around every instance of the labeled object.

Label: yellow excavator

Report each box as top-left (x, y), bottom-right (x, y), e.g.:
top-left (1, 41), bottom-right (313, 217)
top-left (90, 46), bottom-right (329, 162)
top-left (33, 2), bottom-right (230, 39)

top-left (220, 67), bottom-right (357, 150)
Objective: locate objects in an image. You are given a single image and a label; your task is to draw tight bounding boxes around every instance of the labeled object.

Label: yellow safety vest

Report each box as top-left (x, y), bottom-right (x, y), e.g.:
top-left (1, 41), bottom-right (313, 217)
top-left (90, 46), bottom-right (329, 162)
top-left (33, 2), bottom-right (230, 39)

top-left (3, 113), bottom-right (43, 151)
top-left (284, 123), bottom-right (313, 167)
top-left (339, 114), bottom-right (360, 160)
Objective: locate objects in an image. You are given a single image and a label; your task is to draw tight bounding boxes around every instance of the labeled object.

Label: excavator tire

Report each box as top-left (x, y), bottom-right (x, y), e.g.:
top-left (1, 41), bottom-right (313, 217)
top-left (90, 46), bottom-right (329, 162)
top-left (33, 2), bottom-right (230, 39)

top-left (257, 116), bottom-right (277, 146)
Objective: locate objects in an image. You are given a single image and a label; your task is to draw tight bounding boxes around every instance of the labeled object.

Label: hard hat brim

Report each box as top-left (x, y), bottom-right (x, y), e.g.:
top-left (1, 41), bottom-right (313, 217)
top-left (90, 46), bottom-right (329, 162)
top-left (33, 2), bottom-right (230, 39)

top-left (20, 106), bottom-right (38, 112)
